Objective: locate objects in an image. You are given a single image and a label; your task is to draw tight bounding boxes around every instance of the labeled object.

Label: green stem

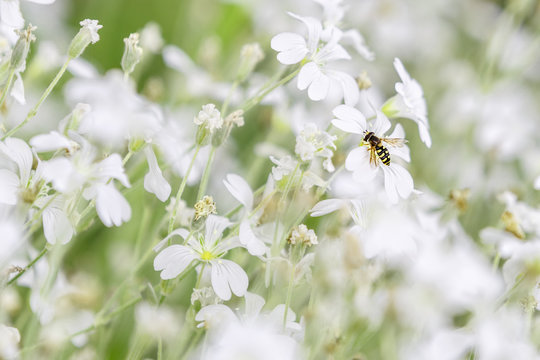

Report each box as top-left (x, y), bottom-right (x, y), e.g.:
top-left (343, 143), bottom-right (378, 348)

top-left (221, 80), bottom-right (239, 116)
top-left (196, 146), bottom-right (217, 201)
top-left (0, 68), bottom-right (15, 110)
top-left (168, 145), bottom-right (201, 235)
top-left (123, 149), bottom-right (135, 165)
top-left (158, 261), bottom-right (197, 305)
top-left (7, 247), bottom-right (48, 285)
top-left (492, 252), bottom-right (501, 272)
top-left (240, 66), bottom-right (300, 113)
top-left (2, 57), bottom-right (72, 140)
top-left (283, 263), bottom-right (296, 329)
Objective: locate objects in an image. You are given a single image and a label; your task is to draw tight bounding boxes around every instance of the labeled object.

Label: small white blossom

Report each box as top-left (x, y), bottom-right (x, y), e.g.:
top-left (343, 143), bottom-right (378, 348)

top-left (289, 224), bottom-right (318, 247)
top-left (382, 58), bottom-right (431, 148)
top-left (332, 105), bottom-right (413, 203)
top-left (194, 103), bottom-right (223, 132)
top-left (143, 145), bottom-right (171, 202)
top-left (154, 215), bottom-right (248, 300)
top-left (0, 324), bottom-right (20, 359)
top-left (0, 0), bottom-right (55, 29)
top-left (79, 19), bottom-right (102, 44)
top-left (223, 173), bottom-right (267, 256)
top-left (271, 12), bottom-right (359, 105)
top-left (295, 123), bottom-right (336, 172)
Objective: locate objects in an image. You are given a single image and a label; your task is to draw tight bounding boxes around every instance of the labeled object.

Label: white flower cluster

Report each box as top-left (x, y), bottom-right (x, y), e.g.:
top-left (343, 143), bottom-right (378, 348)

top-left (1, 0), bottom-right (540, 359)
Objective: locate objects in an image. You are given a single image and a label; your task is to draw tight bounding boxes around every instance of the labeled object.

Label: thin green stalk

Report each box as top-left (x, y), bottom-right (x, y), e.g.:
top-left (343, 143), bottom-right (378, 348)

top-left (168, 145), bottom-right (201, 234)
top-left (492, 252), bottom-right (501, 272)
top-left (0, 68), bottom-right (15, 110)
top-left (196, 146), bottom-right (216, 201)
top-left (6, 247), bottom-right (48, 285)
top-left (283, 263), bottom-right (296, 329)
top-left (158, 261), bottom-right (197, 305)
top-left (221, 80), bottom-right (239, 116)
top-left (240, 66), bottom-right (300, 113)
top-left (157, 337), bottom-right (163, 360)
top-left (2, 57), bottom-right (72, 140)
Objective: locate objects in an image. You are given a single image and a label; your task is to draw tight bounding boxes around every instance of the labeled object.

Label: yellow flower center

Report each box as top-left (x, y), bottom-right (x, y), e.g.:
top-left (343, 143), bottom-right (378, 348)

top-left (201, 250), bottom-right (214, 261)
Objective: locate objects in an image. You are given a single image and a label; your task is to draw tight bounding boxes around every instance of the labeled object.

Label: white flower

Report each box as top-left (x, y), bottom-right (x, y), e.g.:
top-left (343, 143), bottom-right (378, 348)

top-left (0, 137), bottom-right (41, 205)
top-left (270, 12), bottom-right (359, 105)
top-left (535, 175), bottom-right (540, 190)
top-left (194, 293), bottom-right (304, 358)
top-left (196, 292), bottom-right (303, 338)
top-left (269, 155), bottom-right (325, 191)
top-left (29, 131), bottom-right (79, 153)
top-left (0, 324), bottom-right (20, 359)
top-left (154, 215), bottom-right (248, 300)
top-left (332, 105), bottom-right (413, 203)
top-left (289, 224), bottom-right (318, 247)
top-left (139, 22), bottom-right (163, 53)
top-left (312, 0), bottom-right (374, 61)
top-left (295, 123), bottom-right (336, 172)
top-left (382, 58), bottom-right (431, 148)
top-left (135, 302), bottom-right (182, 341)
top-left (310, 198), bottom-right (365, 226)
top-left (197, 320), bottom-right (303, 360)
top-left (223, 173), bottom-right (267, 256)
top-left (38, 135), bottom-right (132, 227)
top-left (143, 145), bottom-right (171, 202)
top-left (194, 103), bottom-right (223, 132)
top-left (86, 183), bottom-right (131, 227)
top-left (35, 195), bottom-right (74, 245)
top-left (79, 19), bottom-right (102, 44)
top-left (0, 0), bottom-right (55, 29)
top-left (65, 70), bottom-right (162, 149)
top-left (0, 205), bottom-right (23, 271)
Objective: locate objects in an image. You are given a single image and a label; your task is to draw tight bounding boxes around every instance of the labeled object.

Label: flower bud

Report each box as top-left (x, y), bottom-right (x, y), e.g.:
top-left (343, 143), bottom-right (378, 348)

top-left (236, 42), bottom-right (264, 82)
top-left (59, 103), bottom-right (91, 134)
top-left (10, 24), bottom-right (36, 71)
top-left (121, 33), bottom-right (143, 76)
top-left (194, 104), bottom-right (222, 146)
top-left (68, 19), bottom-right (103, 59)
top-left (194, 195), bottom-right (217, 221)
top-left (356, 70), bottom-right (372, 90)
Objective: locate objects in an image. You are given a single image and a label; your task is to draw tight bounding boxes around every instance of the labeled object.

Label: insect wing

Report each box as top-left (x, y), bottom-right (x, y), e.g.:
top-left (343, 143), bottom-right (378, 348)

top-left (382, 137), bottom-right (407, 147)
top-left (368, 146), bottom-right (378, 167)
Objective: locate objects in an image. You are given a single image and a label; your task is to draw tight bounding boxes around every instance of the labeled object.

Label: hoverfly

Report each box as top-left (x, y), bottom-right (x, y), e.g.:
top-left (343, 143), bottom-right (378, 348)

top-left (363, 131), bottom-right (407, 166)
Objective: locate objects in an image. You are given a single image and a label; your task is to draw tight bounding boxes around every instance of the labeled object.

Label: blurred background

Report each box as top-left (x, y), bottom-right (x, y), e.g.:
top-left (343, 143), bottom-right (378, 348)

top-left (5, 0), bottom-right (540, 358)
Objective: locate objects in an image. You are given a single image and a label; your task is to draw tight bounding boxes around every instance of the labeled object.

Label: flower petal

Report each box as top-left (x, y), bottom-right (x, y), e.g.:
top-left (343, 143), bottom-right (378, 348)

top-left (95, 184), bottom-right (131, 227)
top-left (345, 147), bottom-right (378, 183)
top-left (381, 164), bottom-right (413, 204)
top-left (287, 12), bottom-right (321, 53)
top-left (341, 29), bottom-right (375, 61)
top-left (96, 154), bottom-right (130, 188)
top-left (307, 72), bottom-right (330, 101)
top-left (204, 215), bottom-right (231, 247)
top-left (243, 292), bottom-right (265, 320)
top-left (371, 111), bottom-right (391, 136)
top-left (154, 244), bottom-right (196, 280)
top-left (43, 207), bottom-right (73, 245)
top-left (310, 199), bottom-right (346, 217)
top-left (327, 70), bottom-right (359, 106)
top-left (0, 138), bottom-right (33, 185)
top-left (239, 220), bottom-right (267, 256)
top-left (331, 105), bottom-right (366, 134)
top-left (297, 61), bottom-right (319, 90)
top-left (223, 173), bottom-right (253, 210)
top-left (0, 169), bottom-right (20, 205)
top-left (30, 131), bottom-right (72, 153)
top-left (143, 146), bottom-right (171, 202)
top-left (0, 0), bottom-right (23, 28)
top-left (10, 72), bottom-right (25, 104)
